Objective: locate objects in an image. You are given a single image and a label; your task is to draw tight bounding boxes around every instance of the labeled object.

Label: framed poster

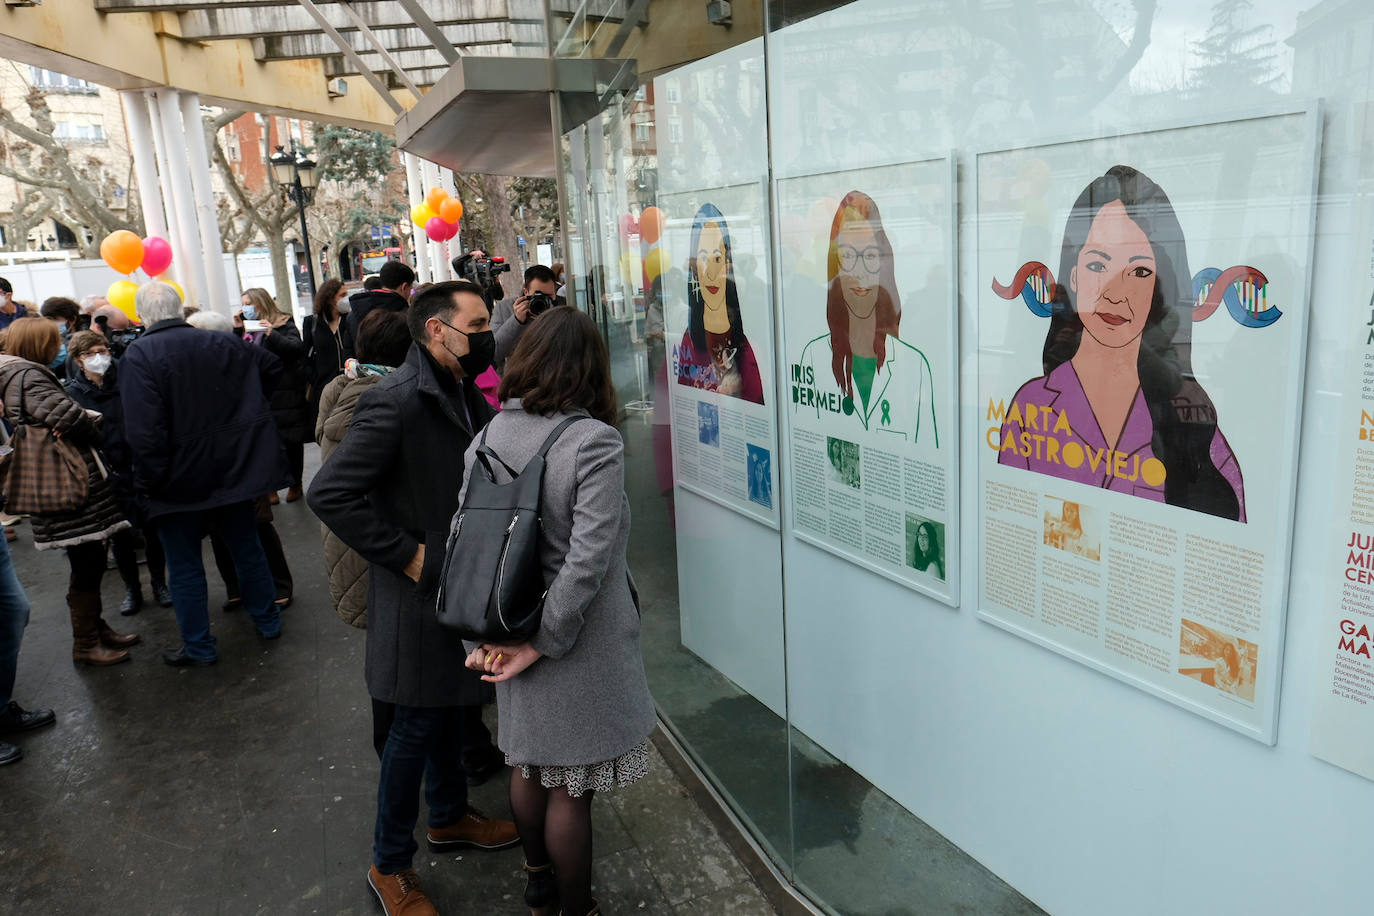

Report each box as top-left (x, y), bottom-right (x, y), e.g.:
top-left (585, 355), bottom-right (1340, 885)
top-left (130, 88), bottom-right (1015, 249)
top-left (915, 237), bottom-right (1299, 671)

top-left (976, 107), bottom-right (1320, 742)
top-left (775, 158), bottom-right (958, 604)
top-left (660, 181), bottom-right (781, 528)
top-left (1310, 196), bottom-right (1374, 781)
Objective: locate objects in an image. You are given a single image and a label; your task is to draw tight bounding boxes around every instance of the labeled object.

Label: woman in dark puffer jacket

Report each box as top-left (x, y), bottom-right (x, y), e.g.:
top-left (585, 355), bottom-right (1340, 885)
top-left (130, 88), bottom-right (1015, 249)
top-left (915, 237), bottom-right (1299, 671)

top-left (238, 288), bottom-right (310, 503)
top-left (0, 318), bottom-right (139, 665)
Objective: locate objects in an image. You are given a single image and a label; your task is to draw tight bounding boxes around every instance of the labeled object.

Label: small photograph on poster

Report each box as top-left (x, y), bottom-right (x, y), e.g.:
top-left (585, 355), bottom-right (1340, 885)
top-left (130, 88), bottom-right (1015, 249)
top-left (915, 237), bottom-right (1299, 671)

top-left (747, 445), bottom-right (772, 509)
top-left (1178, 619), bottom-right (1258, 703)
top-left (776, 158), bottom-right (958, 604)
top-left (697, 401), bottom-right (720, 447)
top-left (904, 515), bottom-right (946, 581)
top-left (1042, 496), bottom-right (1100, 561)
top-left (826, 436), bottom-right (861, 489)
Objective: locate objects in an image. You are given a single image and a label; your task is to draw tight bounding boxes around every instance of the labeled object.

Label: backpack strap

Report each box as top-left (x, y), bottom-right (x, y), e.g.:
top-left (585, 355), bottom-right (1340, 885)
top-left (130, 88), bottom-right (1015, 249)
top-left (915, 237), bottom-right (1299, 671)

top-left (474, 414), bottom-right (589, 482)
top-left (534, 414), bottom-right (589, 459)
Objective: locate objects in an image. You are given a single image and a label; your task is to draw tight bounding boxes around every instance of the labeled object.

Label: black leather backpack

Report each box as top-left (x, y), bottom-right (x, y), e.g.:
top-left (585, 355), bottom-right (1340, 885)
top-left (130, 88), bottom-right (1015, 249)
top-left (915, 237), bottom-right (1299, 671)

top-left (435, 415), bottom-right (587, 642)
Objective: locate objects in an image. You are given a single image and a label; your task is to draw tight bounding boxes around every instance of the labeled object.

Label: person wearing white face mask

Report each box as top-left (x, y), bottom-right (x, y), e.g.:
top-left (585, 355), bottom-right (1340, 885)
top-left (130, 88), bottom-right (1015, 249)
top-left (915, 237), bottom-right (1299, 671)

top-left (304, 278), bottom-right (357, 439)
top-left (64, 332), bottom-right (172, 616)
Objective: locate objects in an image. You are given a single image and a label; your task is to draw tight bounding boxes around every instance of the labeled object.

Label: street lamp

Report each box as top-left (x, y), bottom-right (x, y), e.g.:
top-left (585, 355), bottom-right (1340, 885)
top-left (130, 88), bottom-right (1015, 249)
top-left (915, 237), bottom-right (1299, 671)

top-left (270, 143), bottom-right (320, 300)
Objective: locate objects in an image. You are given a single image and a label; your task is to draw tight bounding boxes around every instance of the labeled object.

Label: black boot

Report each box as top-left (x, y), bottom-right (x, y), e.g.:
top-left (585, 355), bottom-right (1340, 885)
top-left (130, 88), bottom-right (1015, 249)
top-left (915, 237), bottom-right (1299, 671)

top-left (118, 586), bottom-right (144, 616)
top-left (152, 582), bottom-right (173, 608)
top-left (524, 861), bottom-right (558, 916)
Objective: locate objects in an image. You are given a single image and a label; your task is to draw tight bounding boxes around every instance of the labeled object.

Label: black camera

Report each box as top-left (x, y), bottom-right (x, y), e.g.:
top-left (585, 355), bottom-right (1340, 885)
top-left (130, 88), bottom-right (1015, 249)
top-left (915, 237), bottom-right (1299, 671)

top-left (94, 316), bottom-right (144, 358)
top-left (453, 252), bottom-right (512, 289)
top-left (526, 292), bottom-right (556, 317)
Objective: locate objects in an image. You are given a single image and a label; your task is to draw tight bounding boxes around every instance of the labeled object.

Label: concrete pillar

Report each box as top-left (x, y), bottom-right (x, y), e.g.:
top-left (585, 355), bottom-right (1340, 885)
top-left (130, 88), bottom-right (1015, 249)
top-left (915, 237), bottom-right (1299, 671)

top-left (179, 92), bottom-right (230, 313)
top-left (119, 90), bottom-right (168, 241)
top-left (154, 89), bottom-right (211, 311)
top-left (419, 159), bottom-right (451, 281)
top-left (403, 153), bottom-right (432, 283)
top-left (144, 92), bottom-right (187, 292)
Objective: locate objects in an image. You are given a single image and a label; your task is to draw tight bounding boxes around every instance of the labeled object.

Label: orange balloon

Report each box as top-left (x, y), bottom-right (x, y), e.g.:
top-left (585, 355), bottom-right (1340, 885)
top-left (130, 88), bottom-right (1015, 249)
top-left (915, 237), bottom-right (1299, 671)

top-left (425, 186), bottom-right (449, 212)
top-left (439, 198), bottom-right (463, 223)
top-left (639, 207), bottom-right (664, 245)
top-left (100, 230), bottom-right (145, 275)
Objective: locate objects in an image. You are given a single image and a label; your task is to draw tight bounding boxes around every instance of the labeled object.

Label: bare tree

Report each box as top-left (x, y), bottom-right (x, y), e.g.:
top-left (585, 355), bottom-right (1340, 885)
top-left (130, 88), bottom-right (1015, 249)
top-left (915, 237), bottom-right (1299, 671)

top-left (0, 86), bottom-right (142, 255)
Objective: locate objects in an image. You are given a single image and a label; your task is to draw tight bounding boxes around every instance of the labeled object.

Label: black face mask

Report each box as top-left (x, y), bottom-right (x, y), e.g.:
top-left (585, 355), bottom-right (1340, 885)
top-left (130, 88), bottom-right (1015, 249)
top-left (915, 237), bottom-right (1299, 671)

top-left (438, 318), bottom-right (495, 378)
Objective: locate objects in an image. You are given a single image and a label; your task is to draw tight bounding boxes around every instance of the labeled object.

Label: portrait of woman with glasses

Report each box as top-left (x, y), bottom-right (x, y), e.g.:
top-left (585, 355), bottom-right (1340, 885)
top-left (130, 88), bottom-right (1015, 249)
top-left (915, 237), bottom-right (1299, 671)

top-left (793, 190), bottom-right (939, 448)
top-left (673, 202), bottom-right (766, 404)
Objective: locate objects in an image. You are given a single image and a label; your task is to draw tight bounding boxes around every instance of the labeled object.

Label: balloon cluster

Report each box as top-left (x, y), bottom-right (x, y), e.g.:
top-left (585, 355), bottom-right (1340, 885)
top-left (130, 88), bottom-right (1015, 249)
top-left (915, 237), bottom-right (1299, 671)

top-left (411, 187), bottom-right (463, 243)
top-left (100, 230), bottom-right (181, 320)
top-left (639, 207), bottom-right (665, 289)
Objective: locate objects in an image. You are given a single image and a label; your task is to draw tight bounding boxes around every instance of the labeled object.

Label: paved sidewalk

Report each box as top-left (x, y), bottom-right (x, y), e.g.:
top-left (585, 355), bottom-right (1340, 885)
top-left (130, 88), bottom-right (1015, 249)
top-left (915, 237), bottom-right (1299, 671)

top-left (0, 450), bottom-right (778, 915)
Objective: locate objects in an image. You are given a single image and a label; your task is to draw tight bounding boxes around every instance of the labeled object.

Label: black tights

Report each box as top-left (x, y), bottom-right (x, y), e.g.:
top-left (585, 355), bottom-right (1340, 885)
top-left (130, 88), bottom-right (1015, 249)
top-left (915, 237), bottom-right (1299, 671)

top-left (509, 771), bottom-right (596, 916)
top-left (66, 540), bottom-right (107, 593)
top-left (111, 524), bottom-right (166, 591)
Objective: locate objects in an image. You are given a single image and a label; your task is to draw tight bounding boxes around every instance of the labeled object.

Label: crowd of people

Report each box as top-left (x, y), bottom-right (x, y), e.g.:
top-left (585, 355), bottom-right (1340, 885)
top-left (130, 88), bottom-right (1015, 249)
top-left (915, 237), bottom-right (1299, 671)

top-left (0, 257), bottom-right (649, 916)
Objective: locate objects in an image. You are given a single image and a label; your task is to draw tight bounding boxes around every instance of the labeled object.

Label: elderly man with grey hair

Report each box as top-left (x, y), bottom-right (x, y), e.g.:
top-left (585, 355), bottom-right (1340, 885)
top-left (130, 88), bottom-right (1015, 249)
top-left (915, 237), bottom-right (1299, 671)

top-left (120, 281), bottom-right (291, 665)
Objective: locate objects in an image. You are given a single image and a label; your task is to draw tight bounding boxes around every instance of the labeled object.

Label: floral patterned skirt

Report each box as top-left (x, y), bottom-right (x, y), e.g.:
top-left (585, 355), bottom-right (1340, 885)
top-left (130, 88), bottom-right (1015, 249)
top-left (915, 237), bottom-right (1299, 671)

top-left (509, 739), bottom-right (652, 798)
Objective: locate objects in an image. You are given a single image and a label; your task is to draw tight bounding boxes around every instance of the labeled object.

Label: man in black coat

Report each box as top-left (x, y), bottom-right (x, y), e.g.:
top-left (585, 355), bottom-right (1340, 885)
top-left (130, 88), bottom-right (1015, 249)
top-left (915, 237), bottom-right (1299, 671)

top-left (120, 281), bottom-right (290, 666)
top-left (308, 280), bottom-right (517, 915)
top-left (347, 260), bottom-right (414, 342)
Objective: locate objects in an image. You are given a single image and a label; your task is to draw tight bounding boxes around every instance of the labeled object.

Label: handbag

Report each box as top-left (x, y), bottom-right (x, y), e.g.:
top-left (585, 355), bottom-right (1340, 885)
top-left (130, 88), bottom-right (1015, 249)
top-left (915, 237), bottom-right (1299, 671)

top-left (2, 369), bottom-right (89, 515)
top-left (435, 415), bottom-right (588, 642)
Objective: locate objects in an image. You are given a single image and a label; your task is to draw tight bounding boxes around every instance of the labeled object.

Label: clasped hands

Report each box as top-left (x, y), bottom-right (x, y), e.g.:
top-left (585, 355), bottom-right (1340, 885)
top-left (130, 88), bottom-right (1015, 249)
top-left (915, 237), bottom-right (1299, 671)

top-left (465, 643), bottom-right (541, 683)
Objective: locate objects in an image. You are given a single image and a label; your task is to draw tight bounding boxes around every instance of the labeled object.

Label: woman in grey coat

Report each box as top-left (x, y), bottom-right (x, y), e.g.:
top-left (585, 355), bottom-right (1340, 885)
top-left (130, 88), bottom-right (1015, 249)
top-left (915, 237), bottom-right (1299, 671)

top-left (463, 307), bottom-right (655, 916)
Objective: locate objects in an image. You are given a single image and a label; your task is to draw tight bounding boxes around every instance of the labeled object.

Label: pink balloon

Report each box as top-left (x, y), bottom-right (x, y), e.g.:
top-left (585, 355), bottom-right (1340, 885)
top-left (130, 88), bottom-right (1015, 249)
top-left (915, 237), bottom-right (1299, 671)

top-left (425, 216), bottom-right (449, 242)
top-left (443, 220), bottom-right (460, 241)
top-left (141, 236), bottom-right (173, 276)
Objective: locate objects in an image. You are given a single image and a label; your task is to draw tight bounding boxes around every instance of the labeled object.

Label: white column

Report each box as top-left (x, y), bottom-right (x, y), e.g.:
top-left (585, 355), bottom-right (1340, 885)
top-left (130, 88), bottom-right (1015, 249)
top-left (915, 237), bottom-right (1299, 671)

top-left (144, 92), bottom-right (186, 291)
top-left (403, 153), bottom-right (432, 283)
top-left (420, 159), bottom-right (451, 281)
top-left (119, 90), bottom-right (168, 241)
top-left (179, 92), bottom-right (230, 314)
top-left (154, 89), bottom-right (211, 310)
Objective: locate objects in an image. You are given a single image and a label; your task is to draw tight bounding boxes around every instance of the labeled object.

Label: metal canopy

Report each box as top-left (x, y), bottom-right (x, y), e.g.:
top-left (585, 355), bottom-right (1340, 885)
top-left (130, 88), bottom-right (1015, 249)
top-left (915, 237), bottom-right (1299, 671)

top-left (394, 55), bottom-right (630, 177)
top-left (92, 0), bottom-right (642, 94)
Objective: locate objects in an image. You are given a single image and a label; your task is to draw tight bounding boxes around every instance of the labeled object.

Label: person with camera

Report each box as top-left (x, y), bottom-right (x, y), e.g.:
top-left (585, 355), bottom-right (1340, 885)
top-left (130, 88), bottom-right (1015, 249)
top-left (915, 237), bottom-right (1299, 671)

top-left (492, 264), bottom-right (561, 369)
top-left (63, 332), bottom-right (172, 616)
top-left (348, 261), bottom-right (414, 342)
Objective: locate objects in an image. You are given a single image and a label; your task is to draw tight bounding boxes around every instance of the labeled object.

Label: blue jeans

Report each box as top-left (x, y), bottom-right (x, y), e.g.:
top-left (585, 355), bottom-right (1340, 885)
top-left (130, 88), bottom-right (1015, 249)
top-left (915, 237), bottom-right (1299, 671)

top-left (0, 533), bottom-right (31, 709)
top-left (156, 500), bottom-right (280, 659)
top-left (373, 704), bottom-right (469, 873)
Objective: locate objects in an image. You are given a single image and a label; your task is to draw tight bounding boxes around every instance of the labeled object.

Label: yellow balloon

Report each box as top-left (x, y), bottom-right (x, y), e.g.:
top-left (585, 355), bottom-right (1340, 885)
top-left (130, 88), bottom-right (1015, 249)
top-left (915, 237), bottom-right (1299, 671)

top-left (166, 280), bottom-right (185, 302)
top-left (107, 280), bottom-right (139, 320)
top-left (643, 247), bottom-right (666, 285)
top-left (410, 202), bottom-right (436, 228)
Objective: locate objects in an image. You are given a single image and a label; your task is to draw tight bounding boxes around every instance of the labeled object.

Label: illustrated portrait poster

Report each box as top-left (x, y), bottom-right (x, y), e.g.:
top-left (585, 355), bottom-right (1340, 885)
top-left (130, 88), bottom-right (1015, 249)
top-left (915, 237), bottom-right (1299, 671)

top-left (976, 108), bottom-right (1320, 743)
top-left (660, 182), bottom-right (780, 528)
top-left (775, 158), bottom-right (958, 604)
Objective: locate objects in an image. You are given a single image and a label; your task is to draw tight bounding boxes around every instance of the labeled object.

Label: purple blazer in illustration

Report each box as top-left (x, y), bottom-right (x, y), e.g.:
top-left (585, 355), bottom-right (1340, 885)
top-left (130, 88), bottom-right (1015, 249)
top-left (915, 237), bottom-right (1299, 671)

top-left (998, 361), bottom-right (1245, 521)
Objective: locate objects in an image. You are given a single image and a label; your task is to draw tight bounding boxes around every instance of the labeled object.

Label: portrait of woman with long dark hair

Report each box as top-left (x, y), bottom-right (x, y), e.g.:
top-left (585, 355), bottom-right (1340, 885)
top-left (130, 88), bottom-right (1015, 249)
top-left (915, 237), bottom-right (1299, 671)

top-left (673, 203), bottom-right (766, 404)
top-left (997, 166), bottom-right (1245, 521)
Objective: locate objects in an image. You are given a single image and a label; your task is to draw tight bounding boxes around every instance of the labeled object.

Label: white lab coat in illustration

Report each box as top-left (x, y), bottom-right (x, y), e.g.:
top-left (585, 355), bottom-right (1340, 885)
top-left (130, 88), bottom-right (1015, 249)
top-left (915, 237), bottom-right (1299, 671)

top-left (792, 333), bottom-right (940, 451)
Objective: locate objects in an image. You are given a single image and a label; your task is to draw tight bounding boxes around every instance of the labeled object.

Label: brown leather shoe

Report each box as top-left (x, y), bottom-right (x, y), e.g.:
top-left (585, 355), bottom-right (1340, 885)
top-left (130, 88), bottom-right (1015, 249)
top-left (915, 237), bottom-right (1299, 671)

top-left (285, 486), bottom-right (303, 503)
top-left (366, 865), bottom-right (437, 916)
top-left (268, 491), bottom-right (281, 505)
top-left (426, 807), bottom-right (520, 851)
top-left (98, 619), bottom-right (141, 649)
